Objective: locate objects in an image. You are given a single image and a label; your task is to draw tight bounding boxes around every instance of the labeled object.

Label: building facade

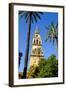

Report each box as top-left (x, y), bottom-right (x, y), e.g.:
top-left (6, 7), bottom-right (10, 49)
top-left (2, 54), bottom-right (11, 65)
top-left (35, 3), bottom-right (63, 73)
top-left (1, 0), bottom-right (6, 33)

top-left (30, 27), bottom-right (44, 67)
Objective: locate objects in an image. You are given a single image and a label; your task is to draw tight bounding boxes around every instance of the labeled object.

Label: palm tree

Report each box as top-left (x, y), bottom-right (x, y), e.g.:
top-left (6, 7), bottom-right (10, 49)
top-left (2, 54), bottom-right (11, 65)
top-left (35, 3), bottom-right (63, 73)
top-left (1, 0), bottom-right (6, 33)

top-left (19, 11), bottom-right (43, 78)
top-left (45, 21), bottom-right (58, 50)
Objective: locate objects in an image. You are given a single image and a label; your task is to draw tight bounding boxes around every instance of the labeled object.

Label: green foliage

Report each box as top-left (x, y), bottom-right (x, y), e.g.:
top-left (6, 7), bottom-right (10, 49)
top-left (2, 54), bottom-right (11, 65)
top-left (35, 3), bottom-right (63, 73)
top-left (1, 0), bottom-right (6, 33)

top-left (38, 55), bottom-right (58, 77)
top-left (28, 55), bottom-right (58, 78)
top-left (45, 22), bottom-right (58, 50)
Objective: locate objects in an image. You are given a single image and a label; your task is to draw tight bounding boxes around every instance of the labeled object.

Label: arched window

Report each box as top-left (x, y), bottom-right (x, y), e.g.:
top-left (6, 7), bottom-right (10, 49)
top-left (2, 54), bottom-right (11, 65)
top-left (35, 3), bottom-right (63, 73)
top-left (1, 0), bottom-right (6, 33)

top-left (39, 41), bottom-right (41, 44)
top-left (38, 51), bottom-right (40, 54)
top-left (38, 48), bottom-right (40, 54)
top-left (36, 39), bottom-right (38, 44)
top-left (34, 40), bottom-right (35, 44)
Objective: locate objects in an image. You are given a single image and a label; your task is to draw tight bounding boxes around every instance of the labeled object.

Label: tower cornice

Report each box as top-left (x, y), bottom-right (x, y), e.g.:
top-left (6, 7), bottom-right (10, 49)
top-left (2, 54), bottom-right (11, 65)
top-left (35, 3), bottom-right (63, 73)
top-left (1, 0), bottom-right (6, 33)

top-left (32, 44), bottom-right (42, 46)
top-left (30, 55), bottom-right (44, 57)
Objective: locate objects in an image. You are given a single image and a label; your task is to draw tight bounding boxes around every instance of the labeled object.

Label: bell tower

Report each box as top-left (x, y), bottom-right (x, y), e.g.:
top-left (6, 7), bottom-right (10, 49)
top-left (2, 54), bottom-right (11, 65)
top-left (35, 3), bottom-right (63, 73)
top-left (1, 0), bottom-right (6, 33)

top-left (30, 27), bottom-right (44, 67)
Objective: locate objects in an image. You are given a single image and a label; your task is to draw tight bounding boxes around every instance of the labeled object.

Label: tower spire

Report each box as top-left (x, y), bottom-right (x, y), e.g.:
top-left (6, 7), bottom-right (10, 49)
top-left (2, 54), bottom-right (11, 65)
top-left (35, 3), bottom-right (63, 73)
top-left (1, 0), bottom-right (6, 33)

top-left (35, 26), bottom-right (39, 34)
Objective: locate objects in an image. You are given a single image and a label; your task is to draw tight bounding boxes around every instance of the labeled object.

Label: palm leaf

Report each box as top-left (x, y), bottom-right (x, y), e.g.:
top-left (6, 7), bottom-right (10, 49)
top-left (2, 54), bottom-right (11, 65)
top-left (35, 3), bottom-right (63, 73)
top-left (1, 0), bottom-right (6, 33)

top-left (19, 11), bottom-right (26, 17)
top-left (23, 13), bottom-right (29, 22)
top-left (45, 26), bottom-right (51, 30)
top-left (32, 13), bottom-right (38, 22)
top-left (24, 12), bottom-right (28, 19)
top-left (19, 11), bottom-right (24, 14)
top-left (52, 38), bottom-right (55, 45)
top-left (31, 15), bottom-right (34, 23)
top-left (51, 21), bottom-right (54, 28)
top-left (49, 36), bottom-right (52, 43)
top-left (38, 12), bottom-right (43, 15)
top-left (25, 13), bottom-right (30, 23)
top-left (55, 23), bottom-right (58, 29)
top-left (45, 34), bottom-right (51, 42)
top-left (34, 13), bottom-right (41, 20)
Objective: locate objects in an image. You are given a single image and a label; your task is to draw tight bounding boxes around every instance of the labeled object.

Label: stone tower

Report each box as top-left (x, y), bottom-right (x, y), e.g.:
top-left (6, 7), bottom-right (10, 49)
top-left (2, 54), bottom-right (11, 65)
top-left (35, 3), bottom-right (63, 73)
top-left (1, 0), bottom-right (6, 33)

top-left (30, 27), bottom-right (44, 67)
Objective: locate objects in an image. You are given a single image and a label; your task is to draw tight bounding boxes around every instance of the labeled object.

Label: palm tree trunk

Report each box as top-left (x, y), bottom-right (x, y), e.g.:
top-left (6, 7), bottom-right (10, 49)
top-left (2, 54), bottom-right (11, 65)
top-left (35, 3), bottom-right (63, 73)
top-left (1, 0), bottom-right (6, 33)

top-left (22, 15), bottom-right (31, 78)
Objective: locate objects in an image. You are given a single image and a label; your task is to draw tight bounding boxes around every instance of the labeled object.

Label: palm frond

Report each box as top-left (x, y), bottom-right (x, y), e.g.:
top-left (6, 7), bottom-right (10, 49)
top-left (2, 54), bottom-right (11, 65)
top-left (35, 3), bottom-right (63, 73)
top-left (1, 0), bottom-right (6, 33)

top-left (24, 12), bottom-right (28, 19)
top-left (55, 23), bottom-right (58, 29)
top-left (19, 11), bottom-right (43, 23)
top-left (45, 21), bottom-right (58, 47)
top-left (38, 12), bottom-right (43, 15)
top-left (19, 11), bottom-right (26, 17)
top-left (51, 21), bottom-right (54, 26)
top-left (32, 13), bottom-right (38, 22)
top-left (22, 13), bottom-right (28, 22)
top-left (31, 15), bottom-right (34, 23)
top-left (51, 21), bottom-right (55, 29)
top-left (19, 11), bottom-right (24, 14)
top-left (45, 26), bottom-right (51, 30)
top-left (55, 23), bottom-right (58, 34)
top-left (45, 35), bottom-right (51, 42)
top-left (52, 38), bottom-right (55, 45)
top-left (25, 13), bottom-right (30, 23)
top-left (49, 36), bottom-right (52, 43)
top-left (34, 13), bottom-right (41, 20)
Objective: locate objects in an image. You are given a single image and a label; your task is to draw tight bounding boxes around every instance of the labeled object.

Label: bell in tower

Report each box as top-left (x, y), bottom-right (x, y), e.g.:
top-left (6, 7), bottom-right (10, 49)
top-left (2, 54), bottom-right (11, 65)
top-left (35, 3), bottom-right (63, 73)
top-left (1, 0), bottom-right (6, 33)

top-left (30, 27), bottom-right (44, 67)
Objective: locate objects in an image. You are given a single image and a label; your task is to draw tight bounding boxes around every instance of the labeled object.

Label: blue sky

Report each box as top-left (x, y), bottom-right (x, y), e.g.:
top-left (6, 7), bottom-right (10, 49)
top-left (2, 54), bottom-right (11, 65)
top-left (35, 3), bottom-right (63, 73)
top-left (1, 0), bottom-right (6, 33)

top-left (18, 11), bottom-right (58, 72)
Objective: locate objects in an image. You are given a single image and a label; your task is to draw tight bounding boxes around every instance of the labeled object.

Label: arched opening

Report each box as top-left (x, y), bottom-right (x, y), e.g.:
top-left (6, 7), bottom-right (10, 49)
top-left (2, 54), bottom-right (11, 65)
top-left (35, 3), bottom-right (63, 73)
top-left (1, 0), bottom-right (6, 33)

top-left (36, 39), bottom-right (38, 44)
top-left (38, 48), bottom-right (41, 54)
top-left (34, 40), bottom-right (35, 44)
top-left (39, 41), bottom-right (41, 44)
